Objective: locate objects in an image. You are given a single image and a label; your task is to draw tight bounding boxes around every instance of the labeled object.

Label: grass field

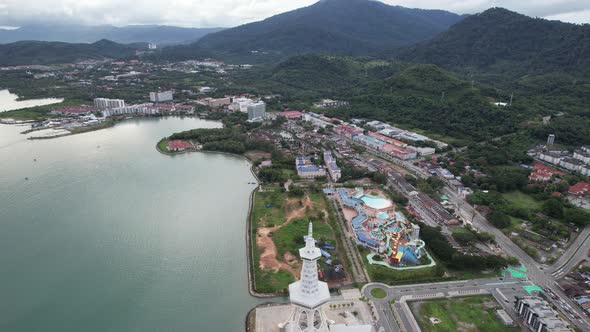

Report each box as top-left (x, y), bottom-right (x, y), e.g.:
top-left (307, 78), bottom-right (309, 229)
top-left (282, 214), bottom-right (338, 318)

top-left (412, 296), bottom-right (520, 332)
top-left (250, 187), bottom-right (339, 293)
top-left (502, 191), bottom-right (542, 211)
top-left (370, 287), bottom-right (388, 299)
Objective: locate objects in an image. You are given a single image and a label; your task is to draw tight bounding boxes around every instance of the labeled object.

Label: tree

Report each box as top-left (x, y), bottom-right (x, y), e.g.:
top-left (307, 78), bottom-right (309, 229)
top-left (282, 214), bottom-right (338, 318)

top-left (564, 209), bottom-right (590, 227)
top-left (489, 210), bottom-right (511, 229)
top-left (542, 198), bottom-right (564, 219)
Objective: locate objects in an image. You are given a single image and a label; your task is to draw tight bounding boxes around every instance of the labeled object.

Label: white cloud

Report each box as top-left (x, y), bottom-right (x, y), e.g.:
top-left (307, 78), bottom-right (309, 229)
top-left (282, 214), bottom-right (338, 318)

top-left (0, 0), bottom-right (588, 27)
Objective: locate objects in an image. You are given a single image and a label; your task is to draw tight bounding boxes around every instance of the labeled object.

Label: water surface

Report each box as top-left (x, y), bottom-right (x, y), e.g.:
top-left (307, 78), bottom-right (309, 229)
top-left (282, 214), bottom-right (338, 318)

top-left (0, 117), bottom-right (260, 331)
top-left (0, 89), bottom-right (63, 112)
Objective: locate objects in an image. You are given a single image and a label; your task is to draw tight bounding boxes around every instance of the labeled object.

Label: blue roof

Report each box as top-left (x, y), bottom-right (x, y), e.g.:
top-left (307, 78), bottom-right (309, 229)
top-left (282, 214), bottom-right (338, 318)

top-left (298, 165), bottom-right (322, 172)
top-left (356, 231), bottom-right (379, 246)
top-left (352, 214), bottom-right (367, 229)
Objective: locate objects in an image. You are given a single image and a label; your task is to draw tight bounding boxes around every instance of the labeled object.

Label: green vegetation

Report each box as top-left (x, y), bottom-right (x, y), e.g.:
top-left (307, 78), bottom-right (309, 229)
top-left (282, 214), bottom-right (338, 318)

top-left (249, 186), bottom-right (339, 294)
top-left (273, 217), bottom-right (334, 261)
top-left (370, 287), bottom-right (388, 299)
top-left (0, 39), bottom-right (143, 66)
top-left (502, 191), bottom-right (542, 211)
top-left (412, 295), bottom-right (519, 332)
top-left (157, 139), bottom-right (169, 152)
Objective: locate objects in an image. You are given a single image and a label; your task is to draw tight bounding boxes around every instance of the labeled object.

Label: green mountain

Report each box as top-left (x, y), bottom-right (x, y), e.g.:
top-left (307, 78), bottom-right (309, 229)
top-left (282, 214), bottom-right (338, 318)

top-left (228, 54), bottom-right (527, 142)
top-left (396, 8), bottom-right (590, 78)
top-left (164, 0), bottom-right (463, 62)
top-left (0, 40), bottom-right (145, 66)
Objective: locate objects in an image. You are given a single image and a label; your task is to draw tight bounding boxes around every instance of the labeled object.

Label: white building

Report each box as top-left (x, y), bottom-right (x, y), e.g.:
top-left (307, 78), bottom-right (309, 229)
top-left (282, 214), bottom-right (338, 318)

top-left (103, 104), bottom-right (159, 117)
top-left (94, 98), bottom-right (125, 109)
top-left (199, 87), bottom-right (213, 93)
top-left (150, 91), bottom-right (174, 103)
top-left (324, 151), bottom-right (342, 182)
top-left (247, 101), bottom-right (266, 122)
top-left (230, 97), bottom-right (255, 113)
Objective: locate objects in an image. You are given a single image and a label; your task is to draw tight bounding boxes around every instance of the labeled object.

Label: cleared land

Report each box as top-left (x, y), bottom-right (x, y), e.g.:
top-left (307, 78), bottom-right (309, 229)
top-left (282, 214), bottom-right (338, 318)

top-left (502, 191), bottom-right (542, 211)
top-left (411, 295), bottom-right (519, 332)
top-left (250, 186), bottom-right (340, 293)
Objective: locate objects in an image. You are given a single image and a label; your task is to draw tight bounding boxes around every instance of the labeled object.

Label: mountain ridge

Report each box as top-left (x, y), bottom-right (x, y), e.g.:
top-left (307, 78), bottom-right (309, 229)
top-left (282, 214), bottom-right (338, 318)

top-left (164, 0), bottom-right (464, 61)
top-left (0, 24), bottom-right (225, 45)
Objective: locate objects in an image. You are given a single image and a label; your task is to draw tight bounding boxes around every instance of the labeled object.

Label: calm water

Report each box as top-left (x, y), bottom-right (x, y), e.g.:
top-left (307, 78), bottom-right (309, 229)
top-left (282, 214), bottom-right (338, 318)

top-left (0, 89), bottom-right (64, 112)
top-left (0, 117), bottom-right (260, 331)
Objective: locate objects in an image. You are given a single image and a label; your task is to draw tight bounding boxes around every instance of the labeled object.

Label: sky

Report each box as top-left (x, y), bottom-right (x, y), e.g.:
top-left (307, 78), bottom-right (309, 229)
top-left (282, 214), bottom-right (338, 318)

top-left (0, 0), bottom-right (588, 28)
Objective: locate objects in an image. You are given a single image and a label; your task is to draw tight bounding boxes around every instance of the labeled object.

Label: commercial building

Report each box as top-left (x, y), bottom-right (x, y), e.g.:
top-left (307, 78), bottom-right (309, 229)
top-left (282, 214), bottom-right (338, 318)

top-left (149, 91), bottom-right (174, 103)
top-left (94, 98), bottom-right (125, 109)
top-left (296, 156), bottom-right (326, 179)
top-left (197, 97), bottom-right (232, 108)
top-left (247, 101), bottom-right (266, 122)
top-left (515, 296), bottom-right (572, 332)
top-left (324, 150), bottom-right (341, 182)
top-left (230, 97), bottom-right (255, 113)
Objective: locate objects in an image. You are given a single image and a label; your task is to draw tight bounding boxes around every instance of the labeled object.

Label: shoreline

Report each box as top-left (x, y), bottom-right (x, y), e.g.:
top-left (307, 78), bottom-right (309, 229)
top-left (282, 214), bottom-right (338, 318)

top-left (155, 143), bottom-right (284, 299)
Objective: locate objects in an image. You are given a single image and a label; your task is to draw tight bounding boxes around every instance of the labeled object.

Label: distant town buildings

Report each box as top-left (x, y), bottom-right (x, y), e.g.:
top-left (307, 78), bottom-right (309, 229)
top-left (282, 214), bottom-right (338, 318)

top-left (532, 146), bottom-right (590, 176)
top-left (296, 156), bottom-right (326, 178)
top-left (323, 150), bottom-right (341, 182)
top-left (247, 101), bottom-right (266, 122)
top-left (515, 296), bottom-right (572, 332)
top-left (230, 97), bottom-right (255, 113)
top-left (94, 98), bottom-right (125, 109)
top-left (149, 91), bottom-right (174, 103)
top-left (197, 97), bottom-right (232, 108)
top-left (313, 99), bottom-right (349, 109)
top-left (147, 43), bottom-right (157, 50)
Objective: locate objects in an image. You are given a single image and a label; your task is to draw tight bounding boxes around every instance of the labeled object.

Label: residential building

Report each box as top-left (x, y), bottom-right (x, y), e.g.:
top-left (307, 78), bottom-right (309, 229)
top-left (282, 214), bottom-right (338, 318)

top-left (547, 134), bottom-right (556, 146)
top-left (94, 98), bottom-right (125, 109)
top-left (324, 150), bottom-right (341, 182)
top-left (539, 150), bottom-right (565, 165)
top-left (569, 182), bottom-right (590, 197)
top-left (573, 149), bottom-right (590, 165)
top-left (515, 296), bottom-right (572, 332)
top-left (199, 87), bottom-right (213, 93)
top-left (247, 101), bottom-right (266, 122)
top-left (102, 104), bottom-right (159, 117)
top-left (149, 91), bottom-right (174, 103)
top-left (560, 157), bottom-right (584, 172)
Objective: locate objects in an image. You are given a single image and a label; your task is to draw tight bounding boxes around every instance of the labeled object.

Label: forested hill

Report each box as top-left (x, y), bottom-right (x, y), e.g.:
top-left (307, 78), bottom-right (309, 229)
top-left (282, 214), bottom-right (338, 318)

top-left (163, 0), bottom-right (463, 62)
top-left (0, 40), bottom-right (145, 66)
top-left (228, 55), bottom-right (530, 142)
top-left (396, 7), bottom-right (590, 78)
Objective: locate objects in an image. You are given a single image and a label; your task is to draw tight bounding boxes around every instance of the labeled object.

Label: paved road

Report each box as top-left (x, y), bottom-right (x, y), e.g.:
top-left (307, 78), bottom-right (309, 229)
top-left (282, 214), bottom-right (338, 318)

top-left (357, 149), bottom-right (590, 330)
top-left (443, 187), bottom-right (590, 330)
top-left (550, 226), bottom-right (590, 278)
top-left (363, 276), bottom-right (533, 332)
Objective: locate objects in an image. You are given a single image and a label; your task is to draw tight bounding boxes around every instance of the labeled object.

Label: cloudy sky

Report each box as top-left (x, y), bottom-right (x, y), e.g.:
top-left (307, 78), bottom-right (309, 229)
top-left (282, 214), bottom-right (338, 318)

top-left (0, 0), bottom-right (588, 28)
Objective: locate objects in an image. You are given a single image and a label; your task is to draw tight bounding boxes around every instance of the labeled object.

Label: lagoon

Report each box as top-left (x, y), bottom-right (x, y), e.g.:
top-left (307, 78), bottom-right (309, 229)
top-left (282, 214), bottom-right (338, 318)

top-left (0, 89), bottom-right (63, 112)
top-left (0, 117), bottom-right (260, 331)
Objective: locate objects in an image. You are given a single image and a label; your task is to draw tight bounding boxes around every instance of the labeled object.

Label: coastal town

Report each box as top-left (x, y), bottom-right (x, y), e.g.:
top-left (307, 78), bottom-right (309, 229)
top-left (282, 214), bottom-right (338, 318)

top-left (1, 50), bottom-right (589, 332)
top-left (3, 58), bottom-right (590, 331)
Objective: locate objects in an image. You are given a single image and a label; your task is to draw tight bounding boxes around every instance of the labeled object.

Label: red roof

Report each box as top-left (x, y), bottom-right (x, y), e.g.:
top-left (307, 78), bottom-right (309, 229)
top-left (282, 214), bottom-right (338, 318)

top-left (279, 110), bottom-right (303, 118)
top-left (533, 163), bottom-right (565, 176)
top-left (168, 140), bottom-right (192, 150)
top-left (368, 131), bottom-right (407, 147)
top-left (569, 182), bottom-right (590, 196)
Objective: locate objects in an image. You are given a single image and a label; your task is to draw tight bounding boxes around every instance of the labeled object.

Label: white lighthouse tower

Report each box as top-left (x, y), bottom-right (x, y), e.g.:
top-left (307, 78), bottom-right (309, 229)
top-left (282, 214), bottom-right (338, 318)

top-left (281, 222), bottom-right (331, 332)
